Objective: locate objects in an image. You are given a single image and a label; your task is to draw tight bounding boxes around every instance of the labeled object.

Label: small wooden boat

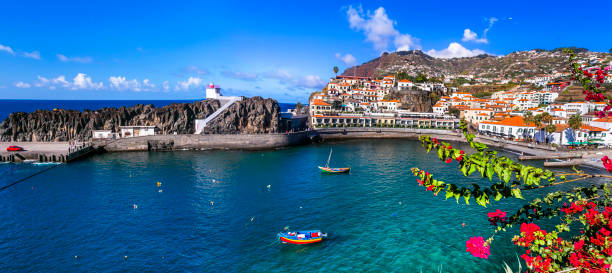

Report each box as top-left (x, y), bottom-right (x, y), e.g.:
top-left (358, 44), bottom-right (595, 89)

top-left (318, 166), bottom-right (350, 173)
top-left (278, 230), bottom-right (327, 244)
top-left (319, 148), bottom-right (350, 174)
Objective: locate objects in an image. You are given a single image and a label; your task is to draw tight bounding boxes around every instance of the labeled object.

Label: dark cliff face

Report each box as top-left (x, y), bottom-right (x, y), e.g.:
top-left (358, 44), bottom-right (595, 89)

top-left (204, 96), bottom-right (280, 134)
top-left (388, 90), bottom-right (444, 112)
top-left (0, 97), bottom-right (282, 141)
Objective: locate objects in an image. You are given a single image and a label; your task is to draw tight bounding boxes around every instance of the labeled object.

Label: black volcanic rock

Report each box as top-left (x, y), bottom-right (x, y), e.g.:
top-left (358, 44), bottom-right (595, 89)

top-left (0, 97), bottom-right (282, 141)
top-left (204, 96), bottom-right (280, 134)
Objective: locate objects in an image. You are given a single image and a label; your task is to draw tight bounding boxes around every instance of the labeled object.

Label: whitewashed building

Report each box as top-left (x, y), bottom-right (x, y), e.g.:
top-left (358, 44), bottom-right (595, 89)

top-left (120, 126), bottom-right (158, 138)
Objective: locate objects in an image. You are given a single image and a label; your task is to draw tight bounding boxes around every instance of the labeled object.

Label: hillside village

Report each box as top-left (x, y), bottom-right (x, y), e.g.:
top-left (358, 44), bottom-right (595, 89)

top-left (309, 49), bottom-right (612, 147)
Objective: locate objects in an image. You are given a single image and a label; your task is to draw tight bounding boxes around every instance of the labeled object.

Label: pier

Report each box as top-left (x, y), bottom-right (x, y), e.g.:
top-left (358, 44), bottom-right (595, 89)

top-left (0, 142), bottom-right (99, 163)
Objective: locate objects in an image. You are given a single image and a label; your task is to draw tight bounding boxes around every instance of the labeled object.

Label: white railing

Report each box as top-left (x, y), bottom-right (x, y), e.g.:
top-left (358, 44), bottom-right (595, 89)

top-left (194, 96), bottom-right (242, 134)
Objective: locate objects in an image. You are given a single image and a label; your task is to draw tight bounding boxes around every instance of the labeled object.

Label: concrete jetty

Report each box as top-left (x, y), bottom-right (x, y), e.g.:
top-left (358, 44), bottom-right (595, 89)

top-left (0, 142), bottom-right (98, 163)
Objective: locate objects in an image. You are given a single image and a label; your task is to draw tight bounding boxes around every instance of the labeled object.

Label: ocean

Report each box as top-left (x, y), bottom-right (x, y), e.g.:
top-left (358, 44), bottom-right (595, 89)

top-left (0, 100), bottom-right (297, 121)
top-left (0, 139), bottom-right (600, 272)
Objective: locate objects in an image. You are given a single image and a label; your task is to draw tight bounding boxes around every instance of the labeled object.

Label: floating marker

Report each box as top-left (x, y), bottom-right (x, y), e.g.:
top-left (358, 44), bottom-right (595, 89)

top-left (74, 255), bottom-right (78, 259)
top-left (266, 184), bottom-right (271, 190)
top-left (462, 223), bottom-right (466, 227)
top-left (398, 201), bottom-right (402, 205)
top-left (157, 182), bottom-right (162, 187)
top-left (250, 216), bottom-right (255, 222)
top-left (158, 189), bottom-right (163, 193)
top-left (210, 201), bottom-right (214, 206)
top-left (133, 204), bottom-right (138, 209)
top-left (124, 255), bottom-right (128, 260)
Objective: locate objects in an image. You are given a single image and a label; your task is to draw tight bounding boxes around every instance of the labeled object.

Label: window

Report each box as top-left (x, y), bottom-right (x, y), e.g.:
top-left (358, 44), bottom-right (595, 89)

top-left (509, 128), bottom-right (513, 134)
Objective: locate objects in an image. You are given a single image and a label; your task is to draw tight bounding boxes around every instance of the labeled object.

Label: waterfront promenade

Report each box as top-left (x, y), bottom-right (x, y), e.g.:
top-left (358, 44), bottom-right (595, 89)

top-left (2, 128), bottom-right (611, 170)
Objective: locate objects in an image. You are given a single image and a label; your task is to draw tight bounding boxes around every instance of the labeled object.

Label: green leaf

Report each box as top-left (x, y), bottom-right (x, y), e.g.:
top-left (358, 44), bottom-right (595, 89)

top-left (486, 163), bottom-right (494, 181)
top-left (494, 191), bottom-right (503, 201)
top-left (437, 147), bottom-right (444, 160)
top-left (511, 188), bottom-right (523, 199)
top-left (502, 169), bottom-right (511, 184)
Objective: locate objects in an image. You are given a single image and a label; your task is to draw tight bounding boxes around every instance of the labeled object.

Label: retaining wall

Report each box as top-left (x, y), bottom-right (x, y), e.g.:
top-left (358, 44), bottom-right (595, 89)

top-left (99, 132), bottom-right (309, 152)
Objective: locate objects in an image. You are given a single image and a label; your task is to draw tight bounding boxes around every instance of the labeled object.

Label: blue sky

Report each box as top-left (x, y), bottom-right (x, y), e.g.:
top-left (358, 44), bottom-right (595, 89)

top-left (1, 0), bottom-right (610, 102)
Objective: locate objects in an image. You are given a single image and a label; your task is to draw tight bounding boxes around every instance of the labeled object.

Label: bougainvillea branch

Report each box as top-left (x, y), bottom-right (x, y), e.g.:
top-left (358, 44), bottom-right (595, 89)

top-left (414, 49), bottom-right (612, 271)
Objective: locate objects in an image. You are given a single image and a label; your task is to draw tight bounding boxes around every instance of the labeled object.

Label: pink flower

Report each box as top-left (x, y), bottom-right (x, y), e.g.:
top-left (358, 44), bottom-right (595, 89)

top-left (466, 236), bottom-right (490, 259)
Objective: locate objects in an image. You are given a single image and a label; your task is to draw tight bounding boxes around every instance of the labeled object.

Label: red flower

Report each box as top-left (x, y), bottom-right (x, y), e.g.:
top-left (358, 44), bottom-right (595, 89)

top-left (574, 239), bottom-right (584, 251)
top-left (487, 209), bottom-right (508, 226)
top-left (465, 236), bottom-right (490, 259)
top-left (599, 227), bottom-right (611, 237)
top-left (426, 185), bottom-right (434, 191)
top-left (445, 158), bottom-right (452, 164)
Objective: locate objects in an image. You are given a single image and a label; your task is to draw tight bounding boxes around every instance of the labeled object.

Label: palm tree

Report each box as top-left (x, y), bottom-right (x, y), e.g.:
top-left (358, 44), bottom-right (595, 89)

top-left (523, 111), bottom-right (534, 125)
top-left (333, 66), bottom-right (339, 77)
top-left (295, 102), bottom-right (303, 115)
top-left (541, 112), bottom-right (552, 124)
top-left (569, 114), bottom-right (582, 130)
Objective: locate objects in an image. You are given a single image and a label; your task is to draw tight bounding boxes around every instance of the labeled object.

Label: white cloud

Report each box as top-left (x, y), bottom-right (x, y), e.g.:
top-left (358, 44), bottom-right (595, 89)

top-left (394, 33), bottom-right (417, 51)
top-left (222, 71), bottom-right (258, 81)
top-left (72, 73), bottom-right (103, 89)
top-left (109, 76), bottom-right (155, 91)
top-left (346, 6), bottom-right (418, 52)
top-left (22, 51), bottom-right (41, 59)
top-left (335, 53), bottom-right (357, 66)
top-left (426, 42), bottom-right (487, 58)
top-left (0, 44), bottom-right (15, 55)
top-left (15, 81), bottom-right (31, 88)
top-left (462, 17), bottom-right (498, 44)
top-left (162, 81), bottom-right (170, 91)
top-left (33, 73), bottom-right (103, 90)
top-left (175, 77), bottom-right (203, 91)
top-left (184, 65), bottom-right (208, 75)
top-left (261, 69), bottom-right (293, 81)
top-left (57, 54), bottom-right (93, 63)
top-left (296, 75), bottom-right (325, 89)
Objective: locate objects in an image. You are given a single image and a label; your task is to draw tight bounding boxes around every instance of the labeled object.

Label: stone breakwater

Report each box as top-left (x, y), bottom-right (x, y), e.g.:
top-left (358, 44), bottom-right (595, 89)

top-left (0, 96), bottom-right (281, 142)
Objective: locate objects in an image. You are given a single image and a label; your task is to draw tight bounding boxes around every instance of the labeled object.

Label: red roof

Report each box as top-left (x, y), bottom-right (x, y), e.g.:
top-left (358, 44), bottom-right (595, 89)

top-left (311, 99), bottom-right (330, 106)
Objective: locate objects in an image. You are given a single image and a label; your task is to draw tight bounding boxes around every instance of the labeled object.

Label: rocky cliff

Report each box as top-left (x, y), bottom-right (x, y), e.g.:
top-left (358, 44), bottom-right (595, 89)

top-left (388, 90), bottom-right (443, 112)
top-left (204, 97), bottom-right (281, 134)
top-left (0, 97), bottom-right (282, 141)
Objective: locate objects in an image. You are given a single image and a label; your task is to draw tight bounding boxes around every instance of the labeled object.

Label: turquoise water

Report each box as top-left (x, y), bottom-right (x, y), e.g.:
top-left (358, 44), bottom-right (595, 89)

top-left (0, 140), bottom-right (602, 272)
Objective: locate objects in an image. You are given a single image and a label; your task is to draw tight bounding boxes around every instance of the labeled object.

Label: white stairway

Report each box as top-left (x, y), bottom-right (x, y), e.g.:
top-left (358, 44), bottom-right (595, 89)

top-left (194, 96), bottom-right (242, 134)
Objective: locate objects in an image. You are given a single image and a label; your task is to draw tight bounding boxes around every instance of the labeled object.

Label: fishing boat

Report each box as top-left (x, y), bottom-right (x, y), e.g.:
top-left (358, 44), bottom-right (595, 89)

top-left (318, 148), bottom-right (350, 174)
top-left (278, 230), bottom-right (327, 244)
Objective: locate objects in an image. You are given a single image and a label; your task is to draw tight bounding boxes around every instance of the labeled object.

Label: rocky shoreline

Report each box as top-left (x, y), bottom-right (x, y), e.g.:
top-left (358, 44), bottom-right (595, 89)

top-left (0, 96), bottom-right (281, 142)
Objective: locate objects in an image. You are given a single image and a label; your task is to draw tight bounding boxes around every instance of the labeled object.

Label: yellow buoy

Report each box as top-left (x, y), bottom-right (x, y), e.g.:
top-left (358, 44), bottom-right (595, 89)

top-left (157, 182), bottom-right (162, 187)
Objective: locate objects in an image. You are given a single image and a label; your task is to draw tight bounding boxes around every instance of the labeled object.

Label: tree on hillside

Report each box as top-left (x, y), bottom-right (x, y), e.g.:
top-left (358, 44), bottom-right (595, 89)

top-left (523, 111), bottom-right (534, 125)
top-left (416, 73), bottom-right (428, 83)
top-left (540, 112), bottom-right (552, 124)
top-left (545, 124), bottom-right (556, 134)
top-left (333, 66), bottom-right (339, 77)
top-left (447, 107), bottom-right (460, 118)
top-left (569, 114), bottom-right (582, 130)
top-left (533, 114), bottom-right (543, 127)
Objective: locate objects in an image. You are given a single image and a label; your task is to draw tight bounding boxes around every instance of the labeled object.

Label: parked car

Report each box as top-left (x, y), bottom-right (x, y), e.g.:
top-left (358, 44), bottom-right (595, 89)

top-left (6, 145), bottom-right (24, 152)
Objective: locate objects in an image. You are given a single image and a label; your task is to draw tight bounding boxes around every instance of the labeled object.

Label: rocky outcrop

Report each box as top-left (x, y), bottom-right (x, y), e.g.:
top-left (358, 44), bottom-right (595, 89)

top-left (204, 96), bottom-right (280, 134)
top-left (0, 97), bottom-right (282, 141)
top-left (388, 89), bottom-right (444, 112)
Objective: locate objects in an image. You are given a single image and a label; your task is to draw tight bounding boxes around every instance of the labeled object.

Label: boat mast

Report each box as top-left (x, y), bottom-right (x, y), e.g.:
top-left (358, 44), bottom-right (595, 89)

top-left (326, 148), bottom-right (332, 167)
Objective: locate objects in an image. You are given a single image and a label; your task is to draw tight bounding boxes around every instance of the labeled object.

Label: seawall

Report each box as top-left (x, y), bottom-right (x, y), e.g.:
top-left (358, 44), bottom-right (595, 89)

top-left (97, 132), bottom-right (309, 152)
top-left (315, 128), bottom-right (464, 141)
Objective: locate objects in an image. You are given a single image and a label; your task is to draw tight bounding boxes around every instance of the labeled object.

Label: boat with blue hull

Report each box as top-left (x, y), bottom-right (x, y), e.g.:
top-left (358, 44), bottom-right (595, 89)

top-left (278, 230), bottom-right (327, 244)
